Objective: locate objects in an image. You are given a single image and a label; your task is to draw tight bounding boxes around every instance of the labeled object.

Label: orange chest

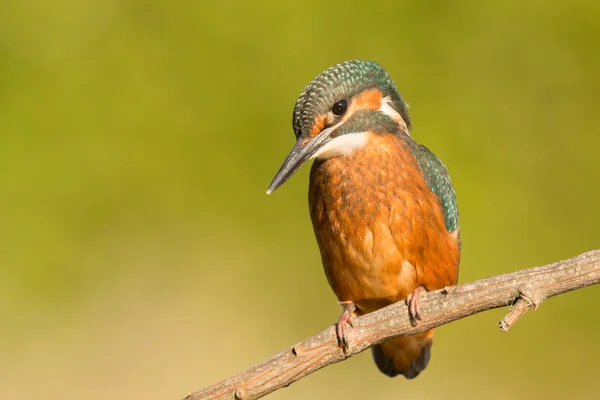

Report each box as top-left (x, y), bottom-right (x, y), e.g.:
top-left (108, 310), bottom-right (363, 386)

top-left (308, 133), bottom-right (459, 311)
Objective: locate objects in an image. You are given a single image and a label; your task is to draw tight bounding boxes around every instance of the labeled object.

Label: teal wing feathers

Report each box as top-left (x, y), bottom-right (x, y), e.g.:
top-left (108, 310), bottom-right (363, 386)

top-left (413, 144), bottom-right (460, 237)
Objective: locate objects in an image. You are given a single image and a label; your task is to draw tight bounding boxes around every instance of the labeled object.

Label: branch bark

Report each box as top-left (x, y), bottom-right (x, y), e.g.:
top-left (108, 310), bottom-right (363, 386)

top-left (186, 249), bottom-right (600, 400)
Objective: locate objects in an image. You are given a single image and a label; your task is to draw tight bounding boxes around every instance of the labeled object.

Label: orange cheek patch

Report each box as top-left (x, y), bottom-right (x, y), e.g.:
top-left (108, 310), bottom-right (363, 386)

top-left (309, 115), bottom-right (327, 137)
top-left (351, 89), bottom-right (383, 111)
top-left (308, 89), bottom-right (383, 137)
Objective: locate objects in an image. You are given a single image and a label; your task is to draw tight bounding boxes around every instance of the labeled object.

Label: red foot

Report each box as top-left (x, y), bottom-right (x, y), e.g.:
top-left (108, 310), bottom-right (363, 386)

top-left (407, 285), bottom-right (427, 324)
top-left (336, 302), bottom-right (356, 351)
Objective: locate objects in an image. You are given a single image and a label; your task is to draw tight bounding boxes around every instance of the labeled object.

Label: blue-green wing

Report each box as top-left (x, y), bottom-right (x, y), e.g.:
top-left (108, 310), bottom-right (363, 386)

top-left (414, 144), bottom-right (460, 238)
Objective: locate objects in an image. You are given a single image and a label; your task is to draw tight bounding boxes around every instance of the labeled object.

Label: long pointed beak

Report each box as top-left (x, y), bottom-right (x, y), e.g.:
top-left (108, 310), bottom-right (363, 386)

top-left (266, 128), bottom-right (333, 194)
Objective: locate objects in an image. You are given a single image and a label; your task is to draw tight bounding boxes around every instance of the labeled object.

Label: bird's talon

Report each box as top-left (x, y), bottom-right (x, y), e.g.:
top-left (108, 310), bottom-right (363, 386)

top-left (336, 302), bottom-right (356, 351)
top-left (408, 286), bottom-right (427, 324)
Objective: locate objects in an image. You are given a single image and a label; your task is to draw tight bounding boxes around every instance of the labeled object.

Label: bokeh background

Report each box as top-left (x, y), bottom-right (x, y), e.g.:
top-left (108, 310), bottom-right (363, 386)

top-left (1, 1), bottom-right (599, 399)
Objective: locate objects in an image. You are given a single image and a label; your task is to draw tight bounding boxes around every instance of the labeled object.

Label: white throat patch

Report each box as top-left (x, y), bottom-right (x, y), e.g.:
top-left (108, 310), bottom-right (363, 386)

top-left (311, 132), bottom-right (369, 160)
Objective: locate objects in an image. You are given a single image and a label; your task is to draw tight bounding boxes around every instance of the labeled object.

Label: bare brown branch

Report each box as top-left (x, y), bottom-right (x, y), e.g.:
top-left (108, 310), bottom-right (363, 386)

top-left (186, 249), bottom-right (600, 400)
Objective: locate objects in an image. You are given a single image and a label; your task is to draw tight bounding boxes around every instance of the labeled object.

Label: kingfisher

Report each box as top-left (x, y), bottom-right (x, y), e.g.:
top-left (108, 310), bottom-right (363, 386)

top-left (267, 60), bottom-right (460, 379)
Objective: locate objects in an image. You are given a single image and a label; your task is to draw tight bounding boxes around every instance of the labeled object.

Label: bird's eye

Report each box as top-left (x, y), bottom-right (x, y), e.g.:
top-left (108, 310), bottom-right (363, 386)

top-left (332, 99), bottom-right (348, 116)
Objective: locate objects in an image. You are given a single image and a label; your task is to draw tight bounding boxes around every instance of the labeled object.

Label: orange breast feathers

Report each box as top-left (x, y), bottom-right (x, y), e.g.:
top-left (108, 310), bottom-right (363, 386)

top-left (308, 132), bottom-right (460, 315)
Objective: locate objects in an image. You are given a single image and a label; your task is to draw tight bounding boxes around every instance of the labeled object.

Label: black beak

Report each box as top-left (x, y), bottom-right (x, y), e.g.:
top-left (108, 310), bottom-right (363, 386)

top-left (267, 128), bottom-right (333, 194)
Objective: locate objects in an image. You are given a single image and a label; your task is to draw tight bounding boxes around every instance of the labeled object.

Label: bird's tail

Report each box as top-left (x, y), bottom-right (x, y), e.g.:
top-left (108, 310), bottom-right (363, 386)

top-left (370, 329), bottom-right (434, 379)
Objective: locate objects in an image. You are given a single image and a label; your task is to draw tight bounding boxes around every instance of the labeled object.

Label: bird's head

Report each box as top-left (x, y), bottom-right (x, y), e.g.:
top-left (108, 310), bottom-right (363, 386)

top-left (267, 60), bottom-right (411, 194)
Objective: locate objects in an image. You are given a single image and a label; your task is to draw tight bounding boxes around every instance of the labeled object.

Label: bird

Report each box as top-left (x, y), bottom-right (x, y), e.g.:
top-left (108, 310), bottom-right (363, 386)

top-left (267, 60), bottom-right (461, 379)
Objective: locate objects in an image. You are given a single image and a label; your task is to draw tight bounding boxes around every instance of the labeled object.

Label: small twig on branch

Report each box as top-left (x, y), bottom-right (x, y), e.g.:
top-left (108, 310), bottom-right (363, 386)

top-left (186, 250), bottom-right (600, 400)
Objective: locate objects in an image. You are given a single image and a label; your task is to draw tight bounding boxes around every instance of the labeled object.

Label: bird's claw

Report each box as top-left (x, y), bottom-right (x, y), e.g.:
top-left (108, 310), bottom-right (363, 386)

top-left (336, 302), bottom-right (356, 352)
top-left (407, 285), bottom-right (427, 325)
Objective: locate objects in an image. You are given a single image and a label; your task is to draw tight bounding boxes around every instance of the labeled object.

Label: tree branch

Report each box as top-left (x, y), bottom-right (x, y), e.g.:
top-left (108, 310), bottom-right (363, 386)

top-left (186, 249), bottom-right (600, 400)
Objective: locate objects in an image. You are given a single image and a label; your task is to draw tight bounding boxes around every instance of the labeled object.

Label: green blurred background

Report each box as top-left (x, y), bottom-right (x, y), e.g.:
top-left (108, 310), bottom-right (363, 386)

top-left (1, 1), bottom-right (599, 399)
